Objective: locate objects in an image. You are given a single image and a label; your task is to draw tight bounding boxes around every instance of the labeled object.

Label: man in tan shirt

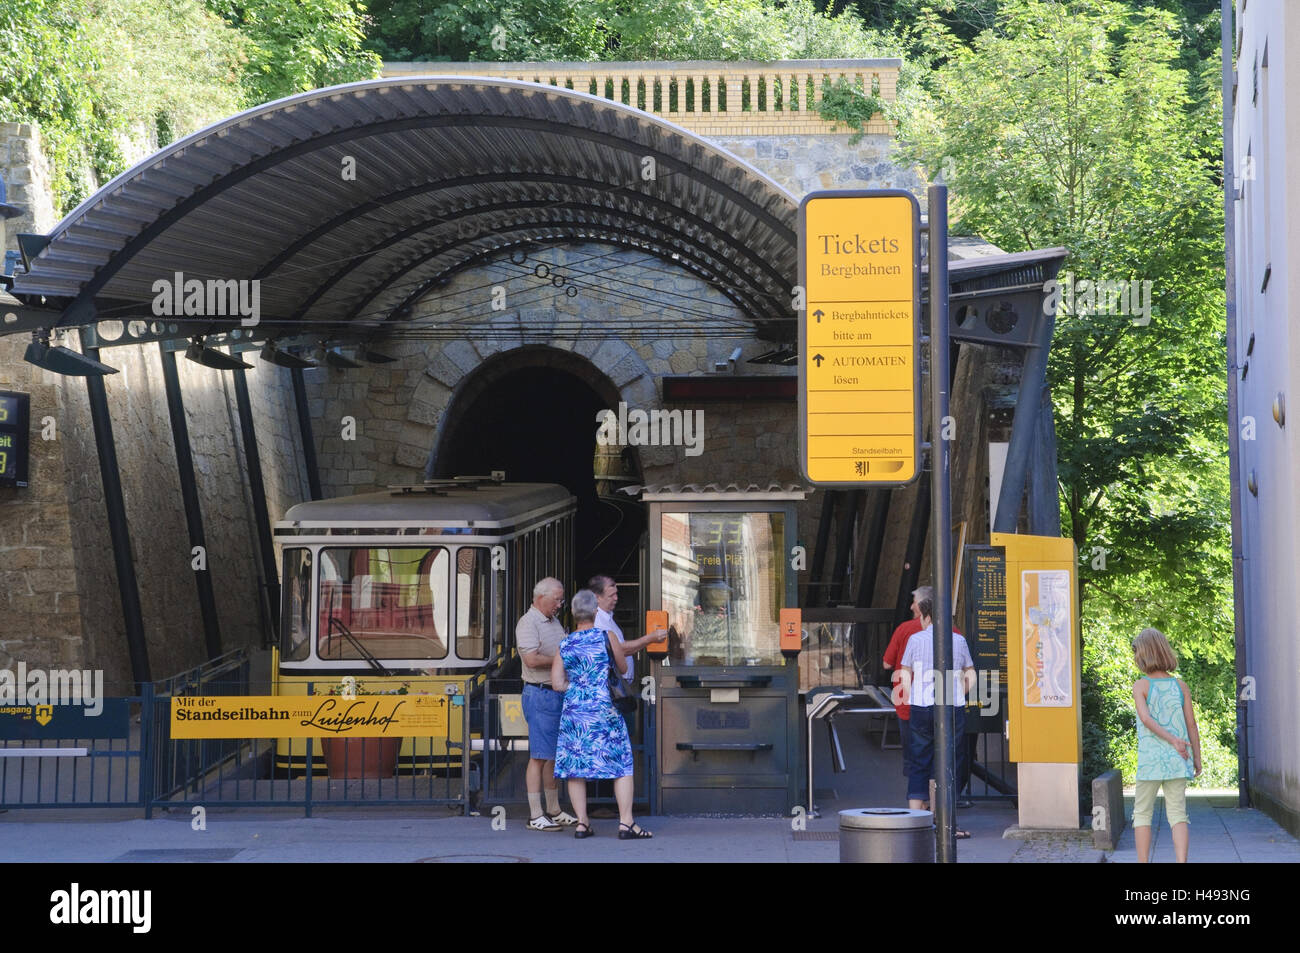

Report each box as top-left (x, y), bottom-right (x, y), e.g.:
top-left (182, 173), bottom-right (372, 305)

top-left (516, 577), bottom-right (578, 830)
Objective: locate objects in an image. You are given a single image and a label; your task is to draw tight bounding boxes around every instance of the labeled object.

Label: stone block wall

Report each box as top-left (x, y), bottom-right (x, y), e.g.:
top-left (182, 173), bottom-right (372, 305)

top-left (0, 123), bottom-right (84, 674)
top-left (712, 133), bottom-right (926, 198)
top-left (306, 242), bottom-right (802, 497)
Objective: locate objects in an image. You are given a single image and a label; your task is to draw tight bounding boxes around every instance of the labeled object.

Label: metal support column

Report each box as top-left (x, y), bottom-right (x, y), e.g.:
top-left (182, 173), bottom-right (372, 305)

top-left (291, 367), bottom-right (322, 501)
top-left (992, 311), bottom-right (1055, 534)
top-left (159, 344), bottom-right (222, 658)
top-left (830, 490), bottom-right (863, 602)
top-left (83, 341), bottom-right (152, 685)
top-left (1027, 387), bottom-right (1062, 536)
top-left (928, 184), bottom-right (956, 863)
top-left (855, 490), bottom-right (892, 607)
top-left (807, 490), bottom-right (837, 607)
top-left (230, 363), bottom-right (281, 637)
top-left (894, 468), bottom-right (930, 626)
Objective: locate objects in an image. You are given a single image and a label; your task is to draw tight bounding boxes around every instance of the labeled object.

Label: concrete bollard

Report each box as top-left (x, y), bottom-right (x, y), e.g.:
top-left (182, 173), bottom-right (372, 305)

top-left (1091, 769), bottom-right (1126, 850)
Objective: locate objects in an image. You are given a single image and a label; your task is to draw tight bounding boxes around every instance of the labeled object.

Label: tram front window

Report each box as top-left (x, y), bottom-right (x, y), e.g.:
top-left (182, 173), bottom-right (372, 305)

top-left (281, 549), bottom-right (312, 662)
top-left (318, 547), bottom-right (450, 660)
top-left (660, 512), bottom-right (786, 666)
top-left (455, 547), bottom-right (490, 660)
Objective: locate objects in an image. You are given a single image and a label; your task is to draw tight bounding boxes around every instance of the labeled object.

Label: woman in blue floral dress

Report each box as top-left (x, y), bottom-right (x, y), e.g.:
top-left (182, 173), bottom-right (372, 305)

top-left (551, 589), bottom-right (652, 840)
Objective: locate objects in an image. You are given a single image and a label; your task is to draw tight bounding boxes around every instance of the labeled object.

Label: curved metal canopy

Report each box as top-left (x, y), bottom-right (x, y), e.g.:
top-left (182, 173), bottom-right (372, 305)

top-left (8, 77), bottom-right (801, 343)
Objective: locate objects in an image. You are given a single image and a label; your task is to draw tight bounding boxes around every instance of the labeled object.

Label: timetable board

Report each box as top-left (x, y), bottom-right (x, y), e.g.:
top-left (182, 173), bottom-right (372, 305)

top-left (963, 545), bottom-right (1007, 732)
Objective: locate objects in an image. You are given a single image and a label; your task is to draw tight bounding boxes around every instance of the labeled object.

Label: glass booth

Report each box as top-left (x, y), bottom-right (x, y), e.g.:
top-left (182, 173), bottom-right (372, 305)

top-left (642, 488), bottom-right (805, 814)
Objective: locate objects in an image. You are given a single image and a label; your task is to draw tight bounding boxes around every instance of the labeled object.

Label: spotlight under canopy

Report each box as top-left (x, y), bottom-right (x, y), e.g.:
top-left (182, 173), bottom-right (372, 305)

top-left (260, 343), bottom-right (318, 369)
top-left (324, 348), bottom-right (362, 369)
top-left (186, 339), bottom-right (251, 370)
top-left (24, 339), bottom-right (118, 376)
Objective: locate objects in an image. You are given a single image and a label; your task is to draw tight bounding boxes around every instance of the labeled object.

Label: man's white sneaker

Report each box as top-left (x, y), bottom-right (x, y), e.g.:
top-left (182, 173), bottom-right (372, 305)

top-left (527, 814), bottom-right (561, 832)
top-left (549, 810), bottom-right (579, 826)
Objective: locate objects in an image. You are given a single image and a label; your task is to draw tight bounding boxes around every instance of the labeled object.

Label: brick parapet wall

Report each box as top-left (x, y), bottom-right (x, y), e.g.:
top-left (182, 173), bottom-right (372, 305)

top-left (382, 59), bottom-right (899, 137)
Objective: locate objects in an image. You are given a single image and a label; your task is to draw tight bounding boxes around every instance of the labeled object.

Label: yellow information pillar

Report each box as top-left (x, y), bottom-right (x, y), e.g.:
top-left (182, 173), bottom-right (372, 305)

top-left (991, 532), bottom-right (1082, 829)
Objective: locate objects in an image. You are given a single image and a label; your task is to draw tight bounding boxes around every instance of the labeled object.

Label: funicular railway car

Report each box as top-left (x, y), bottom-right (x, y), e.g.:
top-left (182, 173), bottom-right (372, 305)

top-left (271, 477), bottom-right (575, 775)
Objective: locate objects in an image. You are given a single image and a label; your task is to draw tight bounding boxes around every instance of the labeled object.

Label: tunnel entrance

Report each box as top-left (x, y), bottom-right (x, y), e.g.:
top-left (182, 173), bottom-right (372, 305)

top-left (432, 347), bottom-right (646, 594)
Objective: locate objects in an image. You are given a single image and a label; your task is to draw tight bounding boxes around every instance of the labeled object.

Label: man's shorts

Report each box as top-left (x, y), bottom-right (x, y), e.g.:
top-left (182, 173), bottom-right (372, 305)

top-left (522, 683), bottom-right (563, 760)
top-left (1132, 778), bottom-right (1189, 828)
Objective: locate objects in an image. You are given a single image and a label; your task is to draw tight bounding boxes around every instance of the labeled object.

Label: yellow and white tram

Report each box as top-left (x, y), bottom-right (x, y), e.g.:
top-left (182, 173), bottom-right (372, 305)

top-left (271, 477), bottom-right (575, 773)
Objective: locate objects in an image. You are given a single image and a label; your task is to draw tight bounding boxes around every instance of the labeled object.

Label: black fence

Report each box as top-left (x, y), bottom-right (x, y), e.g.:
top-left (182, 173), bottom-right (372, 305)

top-left (1, 652), bottom-right (657, 816)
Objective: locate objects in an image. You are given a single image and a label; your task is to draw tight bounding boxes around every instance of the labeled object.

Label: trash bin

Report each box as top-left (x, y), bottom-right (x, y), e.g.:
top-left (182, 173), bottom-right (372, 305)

top-left (839, 808), bottom-right (934, 863)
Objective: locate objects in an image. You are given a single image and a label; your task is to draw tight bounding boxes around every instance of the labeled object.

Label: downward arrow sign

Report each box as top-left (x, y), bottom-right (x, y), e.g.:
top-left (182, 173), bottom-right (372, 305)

top-left (812, 353), bottom-right (824, 367)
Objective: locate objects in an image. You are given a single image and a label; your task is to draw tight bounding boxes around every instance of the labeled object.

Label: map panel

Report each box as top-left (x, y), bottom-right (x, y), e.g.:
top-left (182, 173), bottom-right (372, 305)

top-left (1021, 569), bottom-right (1072, 708)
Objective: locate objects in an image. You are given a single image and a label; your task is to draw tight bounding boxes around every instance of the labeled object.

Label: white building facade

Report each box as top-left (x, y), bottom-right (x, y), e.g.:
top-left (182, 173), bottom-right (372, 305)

top-left (1232, 0), bottom-right (1300, 834)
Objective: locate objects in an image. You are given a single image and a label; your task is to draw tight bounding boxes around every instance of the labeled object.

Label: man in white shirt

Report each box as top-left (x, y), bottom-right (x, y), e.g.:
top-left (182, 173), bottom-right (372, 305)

top-left (898, 592), bottom-right (976, 823)
top-left (589, 574), bottom-right (667, 686)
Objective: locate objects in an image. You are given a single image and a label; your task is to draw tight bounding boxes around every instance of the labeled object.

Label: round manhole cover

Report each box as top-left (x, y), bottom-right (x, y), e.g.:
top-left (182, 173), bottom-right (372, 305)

top-left (414, 854), bottom-right (531, 863)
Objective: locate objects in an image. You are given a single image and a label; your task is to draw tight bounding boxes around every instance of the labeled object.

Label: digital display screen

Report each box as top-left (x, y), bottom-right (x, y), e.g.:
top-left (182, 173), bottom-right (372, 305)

top-left (0, 391), bottom-right (30, 488)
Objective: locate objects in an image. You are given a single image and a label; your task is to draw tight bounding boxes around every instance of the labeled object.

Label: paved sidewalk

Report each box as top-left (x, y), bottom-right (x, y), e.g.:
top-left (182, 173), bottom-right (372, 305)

top-left (3, 792), bottom-right (1295, 862)
top-left (1105, 793), bottom-right (1300, 863)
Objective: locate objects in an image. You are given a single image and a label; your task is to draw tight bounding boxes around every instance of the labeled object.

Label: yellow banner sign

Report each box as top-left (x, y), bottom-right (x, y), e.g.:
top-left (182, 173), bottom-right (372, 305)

top-left (170, 695), bottom-right (451, 739)
top-left (798, 191), bottom-right (921, 486)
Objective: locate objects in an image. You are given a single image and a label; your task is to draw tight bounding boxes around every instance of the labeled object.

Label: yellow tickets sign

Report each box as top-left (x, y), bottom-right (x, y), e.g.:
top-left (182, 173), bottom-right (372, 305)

top-left (170, 694), bottom-right (450, 739)
top-left (798, 190), bottom-right (921, 486)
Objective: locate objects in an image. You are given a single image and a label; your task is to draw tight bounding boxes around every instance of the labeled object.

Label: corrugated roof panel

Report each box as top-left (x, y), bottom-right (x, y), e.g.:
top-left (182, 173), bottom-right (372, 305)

top-left (8, 77), bottom-right (798, 338)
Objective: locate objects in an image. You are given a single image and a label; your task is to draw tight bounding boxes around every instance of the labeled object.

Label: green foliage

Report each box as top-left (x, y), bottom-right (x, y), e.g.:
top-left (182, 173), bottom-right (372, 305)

top-left (1, 0), bottom-right (381, 212)
top-left (893, 0), bottom-right (1233, 784)
top-left (0, 0), bottom-right (246, 213)
top-left (362, 0), bottom-right (608, 62)
top-left (817, 77), bottom-right (887, 144)
top-left (205, 0), bottom-right (382, 104)
top-left (361, 0), bottom-right (900, 63)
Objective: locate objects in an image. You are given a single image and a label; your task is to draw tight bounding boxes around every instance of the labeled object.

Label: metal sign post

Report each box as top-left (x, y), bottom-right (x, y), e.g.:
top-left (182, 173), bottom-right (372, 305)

top-left (928, 184), bottom-right (956, 863)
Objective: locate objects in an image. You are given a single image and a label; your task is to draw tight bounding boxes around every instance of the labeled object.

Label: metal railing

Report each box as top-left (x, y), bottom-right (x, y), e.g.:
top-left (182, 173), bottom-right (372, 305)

top-left (478, 677), bottom-right (653, 808)
top-left (2, 653), bottom-right (661, 816)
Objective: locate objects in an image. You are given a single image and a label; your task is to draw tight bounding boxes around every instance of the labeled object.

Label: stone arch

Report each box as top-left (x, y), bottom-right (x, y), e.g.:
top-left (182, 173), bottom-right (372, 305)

top-left (430, 343), bottom-right (651, 583)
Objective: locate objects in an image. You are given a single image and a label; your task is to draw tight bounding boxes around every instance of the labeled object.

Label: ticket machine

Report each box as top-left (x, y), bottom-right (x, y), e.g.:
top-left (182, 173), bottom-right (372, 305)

top-left (640, 487), bottom-right (805, 814)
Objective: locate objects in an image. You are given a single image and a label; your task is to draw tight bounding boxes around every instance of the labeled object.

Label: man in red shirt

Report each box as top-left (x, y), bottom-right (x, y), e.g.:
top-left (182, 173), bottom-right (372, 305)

top-left (882, 585), bottom-right (929, 797)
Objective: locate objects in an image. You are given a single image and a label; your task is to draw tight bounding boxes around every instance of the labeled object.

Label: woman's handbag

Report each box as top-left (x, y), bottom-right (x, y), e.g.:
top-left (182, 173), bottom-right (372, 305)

top-left (601, 632), bottom-right (638, 714)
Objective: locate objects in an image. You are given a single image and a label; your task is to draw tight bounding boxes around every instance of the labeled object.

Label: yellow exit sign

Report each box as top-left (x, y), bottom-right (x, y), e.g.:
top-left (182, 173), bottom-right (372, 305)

top-left (797, 191), bottom-right (921, 486)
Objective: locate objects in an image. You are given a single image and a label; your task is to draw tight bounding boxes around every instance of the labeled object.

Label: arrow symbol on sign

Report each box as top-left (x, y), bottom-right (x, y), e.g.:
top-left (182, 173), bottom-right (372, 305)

top-left (812, 353), bottom-right (824, 367)
top-left (812, 309), bottom-right (824, 322)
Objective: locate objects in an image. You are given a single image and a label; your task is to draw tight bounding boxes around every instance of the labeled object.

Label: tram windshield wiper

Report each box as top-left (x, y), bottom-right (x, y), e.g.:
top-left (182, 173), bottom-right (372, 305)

top-left (327, 616), bottom-right (392, 676)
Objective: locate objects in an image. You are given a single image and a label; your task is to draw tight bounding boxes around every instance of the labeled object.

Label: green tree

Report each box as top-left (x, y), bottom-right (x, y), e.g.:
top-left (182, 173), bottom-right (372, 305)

top-left (0, 0), bottom-right (246, 212)
top-left (362, 0), bottom-right (608, 61)
top-left (362, 0), bottom-right (900, 63)
top-left (893, 0), bottom-right (1232, 782)
top-left (206, 0), bottom-right (382, 104)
